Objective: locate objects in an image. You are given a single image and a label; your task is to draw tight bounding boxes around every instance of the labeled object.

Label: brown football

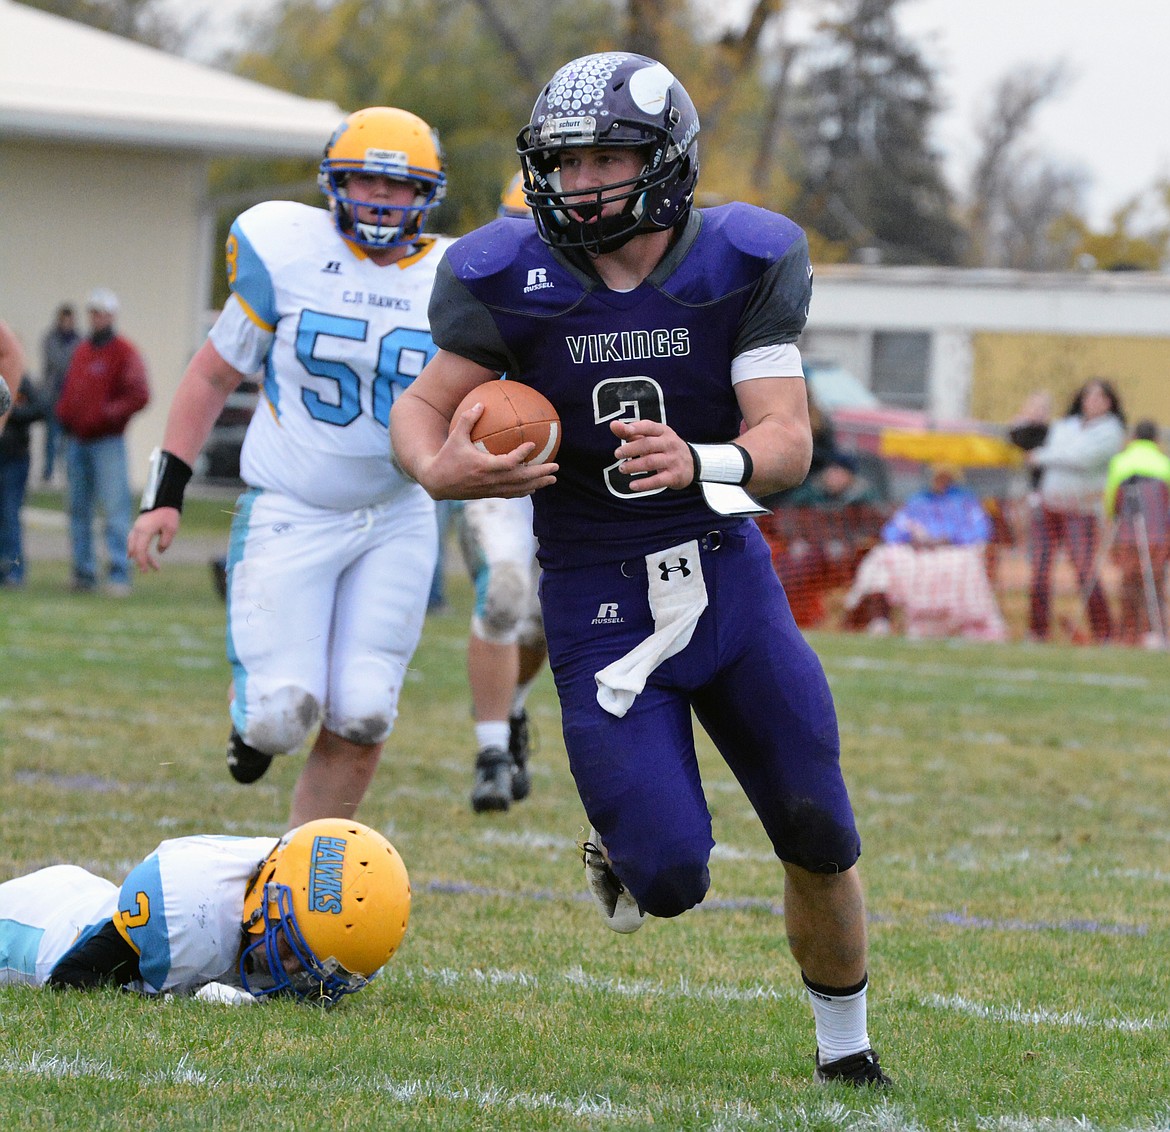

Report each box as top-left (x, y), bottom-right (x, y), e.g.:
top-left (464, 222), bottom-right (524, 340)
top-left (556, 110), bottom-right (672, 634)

top-left (451, 380), bottom-right (561, 464)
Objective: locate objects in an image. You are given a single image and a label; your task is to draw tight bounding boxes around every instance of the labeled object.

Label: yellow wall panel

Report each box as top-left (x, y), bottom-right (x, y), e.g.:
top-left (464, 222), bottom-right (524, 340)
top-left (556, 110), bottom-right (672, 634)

top-left (971, 333), bottom-right (1170, 427)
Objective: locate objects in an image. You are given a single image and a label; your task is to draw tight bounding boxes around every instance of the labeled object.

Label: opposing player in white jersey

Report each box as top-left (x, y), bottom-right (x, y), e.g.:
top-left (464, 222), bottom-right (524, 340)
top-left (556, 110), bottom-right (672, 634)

top-left (0, 819), bottom-right (410, 1004)
top-left (460, 173), bottom-right (549, 813)
top-left (129, 107), bottom-right (450, 826)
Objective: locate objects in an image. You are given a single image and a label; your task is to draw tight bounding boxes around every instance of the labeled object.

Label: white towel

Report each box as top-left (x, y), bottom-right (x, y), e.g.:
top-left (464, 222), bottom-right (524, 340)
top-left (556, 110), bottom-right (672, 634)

top-left (595, 539), bottom-right (709, 718)
top-left (699, 481), bottom-right (768, 516)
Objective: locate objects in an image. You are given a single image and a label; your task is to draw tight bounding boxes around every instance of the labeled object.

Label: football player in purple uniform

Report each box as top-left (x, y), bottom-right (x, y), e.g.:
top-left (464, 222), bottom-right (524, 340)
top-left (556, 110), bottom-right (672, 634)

top-left (390, 53), bottom-right (888, 1087)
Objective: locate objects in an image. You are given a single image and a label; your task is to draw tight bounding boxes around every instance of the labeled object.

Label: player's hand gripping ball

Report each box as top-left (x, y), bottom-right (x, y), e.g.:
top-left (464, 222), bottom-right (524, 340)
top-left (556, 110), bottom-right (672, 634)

top-left (452, 380), bottom-right (560, 464)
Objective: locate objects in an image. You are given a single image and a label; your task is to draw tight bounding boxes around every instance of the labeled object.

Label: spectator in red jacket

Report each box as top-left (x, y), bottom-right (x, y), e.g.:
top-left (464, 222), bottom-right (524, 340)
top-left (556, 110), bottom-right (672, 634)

top-left (55, 289), bottom-right (150, 595)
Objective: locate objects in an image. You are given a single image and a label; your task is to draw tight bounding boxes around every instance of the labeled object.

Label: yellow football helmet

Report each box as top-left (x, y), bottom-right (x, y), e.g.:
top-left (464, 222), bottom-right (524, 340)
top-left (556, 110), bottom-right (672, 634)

top-left (239, 818), bottom-right (411, 1004)
top-left (318, 106), bottom-right (446, 249)
top-left (498, 170), bottom-right (530, 218)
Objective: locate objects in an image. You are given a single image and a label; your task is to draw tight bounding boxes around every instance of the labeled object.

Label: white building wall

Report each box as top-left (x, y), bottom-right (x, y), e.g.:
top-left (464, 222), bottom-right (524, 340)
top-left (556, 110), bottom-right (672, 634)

top-left (930, 330), bottom-right (974, 420)
top-left (1, 140), bottom-right (209, 485)
top-left (803, 265), bottom-right (1170, 417)
top-left (809, 266), bottom-right (1170, 335)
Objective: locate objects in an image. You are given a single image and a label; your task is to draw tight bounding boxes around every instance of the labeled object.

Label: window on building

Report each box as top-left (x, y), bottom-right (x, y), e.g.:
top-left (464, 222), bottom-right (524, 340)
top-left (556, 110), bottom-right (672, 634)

top-left (871, 331), bottom-right (930, 409)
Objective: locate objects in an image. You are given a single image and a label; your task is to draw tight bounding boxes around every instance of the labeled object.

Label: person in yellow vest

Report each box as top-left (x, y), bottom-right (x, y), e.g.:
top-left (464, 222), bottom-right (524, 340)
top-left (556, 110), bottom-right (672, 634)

top-left (1103, 420), bottom-right (1170, 647)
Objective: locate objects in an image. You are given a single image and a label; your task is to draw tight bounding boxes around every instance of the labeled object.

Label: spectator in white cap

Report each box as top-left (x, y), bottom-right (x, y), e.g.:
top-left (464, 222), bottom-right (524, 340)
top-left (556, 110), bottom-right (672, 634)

top-left (55, 288), bottom-right (150, 595)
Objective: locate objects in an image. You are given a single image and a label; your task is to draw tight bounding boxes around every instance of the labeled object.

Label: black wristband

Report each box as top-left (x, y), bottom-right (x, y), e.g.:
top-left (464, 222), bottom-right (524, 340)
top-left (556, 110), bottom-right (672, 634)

top-left (733, 443), bottom-right (754, 485)
top-left (139, 448), bottom-right (194, 513)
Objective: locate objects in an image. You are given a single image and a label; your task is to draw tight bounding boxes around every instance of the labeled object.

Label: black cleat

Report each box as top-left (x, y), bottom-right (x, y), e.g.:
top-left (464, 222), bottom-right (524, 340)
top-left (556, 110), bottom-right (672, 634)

top-left (508, 709), bottom-right (533, 802)
top-left (226, 728), bottom-right (273, 784)
top-left (813, 1048), bottom-right (891, 1087)
top-left (471, 746), bottom-right (512, 813)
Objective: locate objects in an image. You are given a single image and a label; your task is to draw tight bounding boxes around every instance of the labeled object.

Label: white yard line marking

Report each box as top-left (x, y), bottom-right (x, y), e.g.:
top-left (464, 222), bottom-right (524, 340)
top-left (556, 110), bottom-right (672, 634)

top-left (923, 993), bottom-right (1168, 1032)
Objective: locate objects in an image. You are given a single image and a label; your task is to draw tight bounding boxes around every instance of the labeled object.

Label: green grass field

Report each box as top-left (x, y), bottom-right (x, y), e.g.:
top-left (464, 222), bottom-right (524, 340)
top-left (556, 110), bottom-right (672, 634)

top-left (2, 527), bottom-right (1169, 1129)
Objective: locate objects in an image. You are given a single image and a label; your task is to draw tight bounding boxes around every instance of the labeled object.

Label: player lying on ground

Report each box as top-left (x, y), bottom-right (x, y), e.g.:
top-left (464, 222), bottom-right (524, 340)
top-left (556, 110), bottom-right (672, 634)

top-left (0, 819), bottom-right (409, 1005)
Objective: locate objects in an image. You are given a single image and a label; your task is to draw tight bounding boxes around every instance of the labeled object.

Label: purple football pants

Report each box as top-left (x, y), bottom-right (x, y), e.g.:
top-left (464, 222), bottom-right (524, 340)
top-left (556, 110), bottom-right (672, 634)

top-left (540, 523), bottom-right (860, 919)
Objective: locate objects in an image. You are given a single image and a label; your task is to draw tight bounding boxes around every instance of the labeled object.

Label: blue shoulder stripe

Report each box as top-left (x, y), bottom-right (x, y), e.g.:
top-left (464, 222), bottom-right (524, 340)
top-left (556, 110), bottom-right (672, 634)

top-left (115, 854), bottom-right (171, 992)
top-left (227, 221), bottom-right (278, 329)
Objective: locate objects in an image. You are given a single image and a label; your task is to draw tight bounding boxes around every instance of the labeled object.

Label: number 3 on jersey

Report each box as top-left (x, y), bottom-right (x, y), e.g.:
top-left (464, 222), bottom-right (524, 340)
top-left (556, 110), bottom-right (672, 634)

top-left (595, 376), bottom-right (667, 499)
top-left (296, 310), bottom-right (437, 428)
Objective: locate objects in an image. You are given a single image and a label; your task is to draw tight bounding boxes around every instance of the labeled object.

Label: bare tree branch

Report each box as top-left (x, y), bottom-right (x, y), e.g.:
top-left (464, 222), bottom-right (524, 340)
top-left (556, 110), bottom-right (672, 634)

top-left (751, 41), bottom-right (798, 194)
top-left (465, 0), bottom-right (540, 81)
top-left (627, 0), bottom-right (667, 60)
top-left (967, 61), bottom-right (1071, 265)
top-left (705, 0), bottom-right (785, 133)
top-left (728, 0), bottom-right (782, 68)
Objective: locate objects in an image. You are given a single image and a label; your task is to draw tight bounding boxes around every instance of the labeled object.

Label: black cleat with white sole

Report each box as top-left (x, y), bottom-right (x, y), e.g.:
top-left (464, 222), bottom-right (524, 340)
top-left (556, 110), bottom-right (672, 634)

top-left (226, 728), bottom-right (273, 784)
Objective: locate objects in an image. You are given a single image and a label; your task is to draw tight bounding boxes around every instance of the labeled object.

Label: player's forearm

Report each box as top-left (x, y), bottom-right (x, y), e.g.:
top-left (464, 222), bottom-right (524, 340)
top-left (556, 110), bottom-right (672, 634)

top-left (47, 919), bottom-right (141, 990)
top-left (731, 375), bottom-right (813, 495)
top-left (737, 417), bottom-right (813, 496)
top-left (389, 389), bottom-right (449, 486)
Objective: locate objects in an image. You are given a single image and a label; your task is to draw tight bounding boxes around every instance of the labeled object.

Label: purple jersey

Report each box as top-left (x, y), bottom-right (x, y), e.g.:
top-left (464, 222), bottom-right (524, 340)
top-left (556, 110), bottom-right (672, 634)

top-left (430, 204), bottom-right (812, 566)
top-left (430, 204), bottom-right (856, 906)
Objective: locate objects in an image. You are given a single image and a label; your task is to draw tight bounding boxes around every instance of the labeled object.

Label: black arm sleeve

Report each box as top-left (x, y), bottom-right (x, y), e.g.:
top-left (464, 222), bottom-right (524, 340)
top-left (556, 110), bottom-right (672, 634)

top-left (427, 257), bottom-right (516, 373)
top-left (47, 919), bottom-right (142, 990)
top-left (733, 232), bottom-right (813, 358)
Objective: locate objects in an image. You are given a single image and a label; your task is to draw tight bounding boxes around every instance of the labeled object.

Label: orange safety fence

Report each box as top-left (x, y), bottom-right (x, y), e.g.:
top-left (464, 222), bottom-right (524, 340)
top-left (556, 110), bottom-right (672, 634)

top-left (755, 498), bottom-right (1169, 648)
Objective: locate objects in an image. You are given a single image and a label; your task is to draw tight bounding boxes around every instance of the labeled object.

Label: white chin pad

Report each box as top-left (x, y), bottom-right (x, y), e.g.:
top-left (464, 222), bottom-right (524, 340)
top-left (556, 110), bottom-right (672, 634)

top-left (356, 222), bottom-right (399, 245)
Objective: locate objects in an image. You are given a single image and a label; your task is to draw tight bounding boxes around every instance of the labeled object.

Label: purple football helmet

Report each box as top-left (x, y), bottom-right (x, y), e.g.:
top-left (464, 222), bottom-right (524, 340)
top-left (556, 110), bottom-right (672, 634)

top-left (516, 53), bottom-right (700, 255)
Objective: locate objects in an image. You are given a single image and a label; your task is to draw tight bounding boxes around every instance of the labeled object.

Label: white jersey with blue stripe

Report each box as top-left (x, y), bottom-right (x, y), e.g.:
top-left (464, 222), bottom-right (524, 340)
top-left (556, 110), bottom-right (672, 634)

top-left (111, 835), bottom-right (276, 995)
top-left (0, 836), bottom-right (276, 993)
top-left (209, 200), bottom-right (452, 511)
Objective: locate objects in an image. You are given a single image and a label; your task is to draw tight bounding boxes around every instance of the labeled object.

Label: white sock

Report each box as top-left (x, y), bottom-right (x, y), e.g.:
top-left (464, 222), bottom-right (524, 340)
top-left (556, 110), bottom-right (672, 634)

top-left (804, 974), bottom-right (870, 1062)
top-left (475, 721), bottom-right (510, 752)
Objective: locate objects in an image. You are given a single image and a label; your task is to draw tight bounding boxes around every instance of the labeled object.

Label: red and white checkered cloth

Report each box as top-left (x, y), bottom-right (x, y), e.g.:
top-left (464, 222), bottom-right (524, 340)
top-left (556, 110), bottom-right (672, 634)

top-left (845, 544), bottom-right (1007, 641)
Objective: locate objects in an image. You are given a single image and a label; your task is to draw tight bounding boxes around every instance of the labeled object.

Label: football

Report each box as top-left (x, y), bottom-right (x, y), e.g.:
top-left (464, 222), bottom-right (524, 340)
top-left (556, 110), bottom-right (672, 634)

top-left (452, 380), bottom-right (560, 465)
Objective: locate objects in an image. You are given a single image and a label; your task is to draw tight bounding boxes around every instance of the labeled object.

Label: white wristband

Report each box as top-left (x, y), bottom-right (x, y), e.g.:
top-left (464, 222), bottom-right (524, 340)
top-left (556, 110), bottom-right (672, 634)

top-left (688, 443), bottom-right (752, 486)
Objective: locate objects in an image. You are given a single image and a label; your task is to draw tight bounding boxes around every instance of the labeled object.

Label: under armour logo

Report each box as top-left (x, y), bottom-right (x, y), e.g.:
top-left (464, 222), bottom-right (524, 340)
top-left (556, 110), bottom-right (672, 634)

top-left (658, 558), bottom-right (691, 580)
top-left (322, 261), bottom-right (342, 273)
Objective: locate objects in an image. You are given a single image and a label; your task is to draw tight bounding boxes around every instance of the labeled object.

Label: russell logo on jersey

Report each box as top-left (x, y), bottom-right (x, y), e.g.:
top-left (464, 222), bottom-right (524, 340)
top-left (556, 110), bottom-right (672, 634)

top-left (592, 603), bottom-right (625, 625)
top-left (523, 268), bottom-right (555, 294)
